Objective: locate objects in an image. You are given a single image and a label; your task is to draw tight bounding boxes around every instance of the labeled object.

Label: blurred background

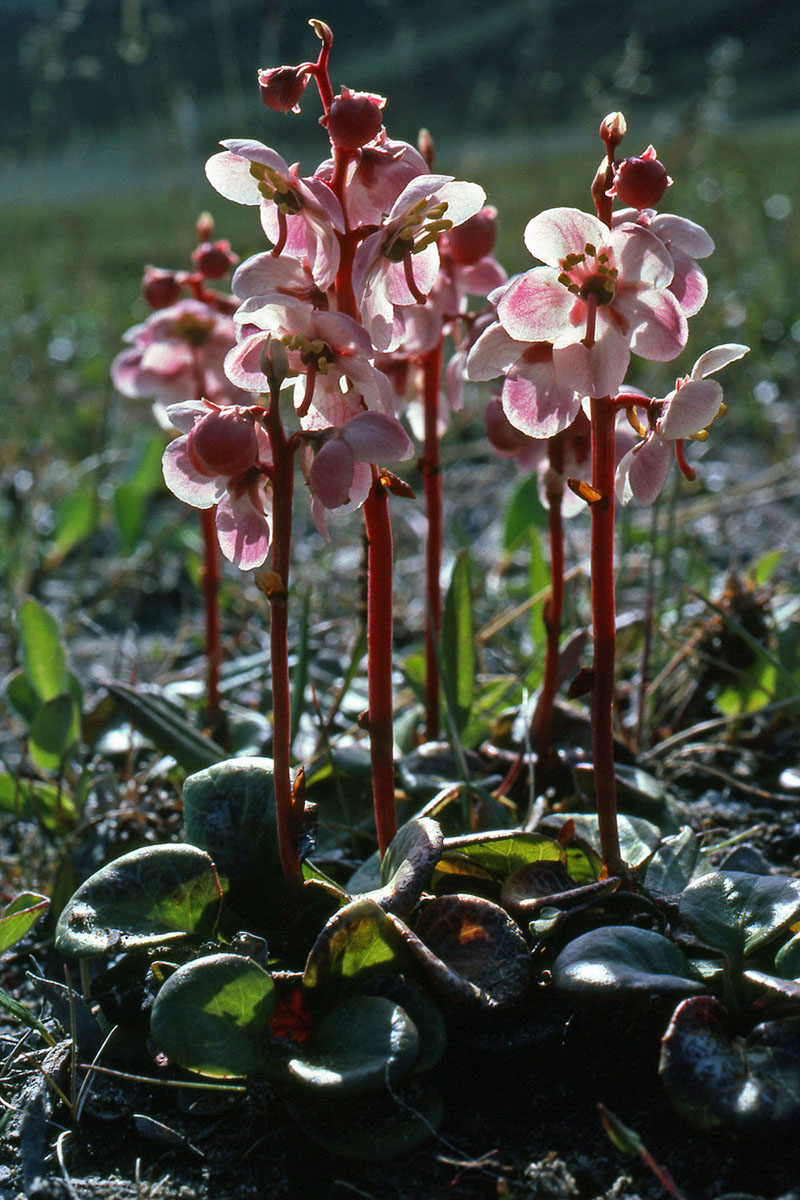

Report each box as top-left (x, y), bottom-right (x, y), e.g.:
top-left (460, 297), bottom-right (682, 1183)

top-left (1, 0), bottom-right (799, 647)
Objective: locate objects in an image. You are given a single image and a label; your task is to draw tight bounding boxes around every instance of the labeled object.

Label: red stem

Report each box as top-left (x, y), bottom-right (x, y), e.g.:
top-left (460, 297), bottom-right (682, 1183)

top-left (264, 404), bottom-right (303, 890)
top-left (534, 438), bottom-right (565, 775)
top-left (199, 507), bottom-right (222, 723)
top-left (589, 393), bottom-right (622, 872)
top-left (363, 472), bottom-right (398, 855)
top-left (421, 342), bottom-right (444, 740)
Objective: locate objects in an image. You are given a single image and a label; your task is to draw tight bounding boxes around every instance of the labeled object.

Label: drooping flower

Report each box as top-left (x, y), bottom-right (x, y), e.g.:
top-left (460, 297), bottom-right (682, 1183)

top-left (322, 87), bottom-right (386, 150)
top-left (607, 145), bottom-right (672, 210)
top-left (614, 208), bottom-right (714, 318)
top-left (205, 140), bottom-right (345, 290)
top-left (227, 295), bottom-right (395, 429)
top-left (615, 344), bottom-right (749, 506)
top-left (315, 133), bottom-right (429, 228)
top-left (111, 298), bottom-right (244, 410)
top-left (352, 173), bottom-right (486, 353)
top-left (496, 207), bottom-right (688, 399)
top-left (161, 400), bottom-right (274, 569)
top-left (301, 410), bottom-right (414, 537)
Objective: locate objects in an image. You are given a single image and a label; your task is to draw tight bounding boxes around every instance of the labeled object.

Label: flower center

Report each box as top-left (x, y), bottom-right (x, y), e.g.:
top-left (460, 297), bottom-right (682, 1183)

top-left (249, 163), bottom-right (304, 214)
top-left (174, 311), bottom-right (216, 346)
top-left (384, 198), bottom-right (453, 262)
top-left (557, 242), bottom-right (618, 306)
top-left (279, 333), bottom-right (336, 375)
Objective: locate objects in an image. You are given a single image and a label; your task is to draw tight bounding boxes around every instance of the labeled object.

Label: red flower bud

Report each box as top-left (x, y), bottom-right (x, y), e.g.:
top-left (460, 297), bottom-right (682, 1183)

top-left (258, 65), bottom-right (309, 114)
top-left (142, 267), bottom-right (182, 310)
top-left (442, 207), bottom-right (497, 266)
top-left (610, 146), bottom-right (671, 210)
top-left (325, 90), bottom-right (384, 150)
top-left (188, 410), bottom-right (260, 478)
top-left (191, 240), bottom-right (239, 280)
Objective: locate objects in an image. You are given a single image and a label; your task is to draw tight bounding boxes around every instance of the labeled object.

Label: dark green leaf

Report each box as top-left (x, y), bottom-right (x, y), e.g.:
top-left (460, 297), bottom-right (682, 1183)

top-left (304, 898), bottom-right (405, 1005)
top-left (4, 669), bottom-right (40, 724)
top-left (151, 953), bottom-right (275, 1078)
top-left (679, 870), bottom-right (800, 964)
top-left (552, 926), bottom-right (704, 997)
top-left (503, 473), bottom-right (546, 553)
top-left (107, 681), bottom-right (226, 772)
top-left (288, 995), bottom-right (419, 1092)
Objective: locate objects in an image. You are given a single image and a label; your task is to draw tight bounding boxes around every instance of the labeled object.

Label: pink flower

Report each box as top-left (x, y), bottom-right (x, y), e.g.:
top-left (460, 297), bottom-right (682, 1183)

top-left (162, 401), bottom-right (274, 569)
top-left (111, 299), bottom-right (244, 409)
top-left (352, 173), bottom-right (486, 353)
top-left (497, 207), bottom-right (687, 399)
top-left (227, 296), bottom-right (395, 430)
top-left (315, 134), bottom-right (429, 228)
top-left (205, 140), bottom-right (345, 290)
top-left (302, 410), bottom-right (413, 537)
top-left (614, 208), bottom-right (714, 318)
top-left (615, 344), bottom-right (749, 506)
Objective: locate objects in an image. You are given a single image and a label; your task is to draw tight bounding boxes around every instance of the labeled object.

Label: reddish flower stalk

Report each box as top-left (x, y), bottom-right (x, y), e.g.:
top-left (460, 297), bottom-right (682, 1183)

top-left (363, 470), bottom-right (398, 855)
top-left (533, 437), bottom-right (565, 780)
top-left (199, 506), bottom-right (222, 722)
top-left (421, 341), bottom-right (444, 739)
top-left (589, 389), bottom-right (622, 873)
top-left (262, 391), bottom-right (303, 891)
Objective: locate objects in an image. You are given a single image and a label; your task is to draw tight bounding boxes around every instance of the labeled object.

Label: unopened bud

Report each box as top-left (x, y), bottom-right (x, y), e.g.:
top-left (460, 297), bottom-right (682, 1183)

top-left (188, 409), bottom-right (260, 478)
top-left (418, 128), bottom-right (435, 169)
top-left (258, 65), bottom-right (309, 114)
top-left (195, 211), bottom-right (215, 241)
top-left (142, 266), bottom-right (182, 310)
top-left (309, 18), bottom-right (333, 46)
top-left (609, 146), bottom-right (671, 210)
top-left (600, 111), bottom-right (627, 153)
top-left (442, 207), bottom-right (497, 266)
top-left (485, 396), bottom-right (532, 456)
top-left (191, 239), bottom-right (239, 280)
top-left (324, 89), bottom-right (384, 150)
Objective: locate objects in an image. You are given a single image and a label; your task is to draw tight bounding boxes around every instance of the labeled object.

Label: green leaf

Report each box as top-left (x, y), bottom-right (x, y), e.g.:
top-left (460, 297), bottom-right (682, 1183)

top-left (150, 953), bottom-right (275, 1078)
top-left (552, 926), bottom-right (704, 998)
top-left (679, 870), bottom-right (800, 966)
top-left (376, 818), bottom-right (443, 916)
top-left (752, 547), bottom-right (785, 586)
top-left (290, 589), bottom-right (311, 747)
top-left (288, 995), bottom-right (419, 1092)
top-left (4, 669), bottom-right (40, 724)
top-left (644, 827), bottom-right (703, 897)
top-left (114, 434), bottom-right (168, 552)
top-left (541, 813), bottom-right (661, 870)
top-left (107, 681), bottom-right (226, 773)
top-left (304, 898), bottom-right (405, 1005)
top-left (54, 843), bottom-right (225, 958)
top-left (0, 987), bottom-right (57, 1045)
top-left (0, 893), bottom-right (50, 954)
top-left (18, 598), bottom-right (68, 703)
top-left (29, 693), bottom-right (80, 769)
top-left (503, 473), bottom-right (546, 553)
top-left (441, 550), bottom-right (475, 735)
top-left (440, 830), bottom-right (565, 879)
top-left (285, 1080), bottom-right (442, 1159)
top-left (47, 489), bottom-right (97, 563)
top-left (775, 931), bottom-right (800, 979)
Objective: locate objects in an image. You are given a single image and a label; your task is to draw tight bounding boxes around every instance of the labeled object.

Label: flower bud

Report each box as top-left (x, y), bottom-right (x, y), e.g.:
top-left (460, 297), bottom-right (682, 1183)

top-left (258, 65), bottom-right (309, 114)
top-left (191, 239), bottom-right (239, 280)
top-left (188, 409), bottom-right (260, 478)
top-left (258, 336), bottom-right (290, 392)
top-left (442, 207), bottom-right (497, 266)
top-left (142, 267), bottom-right (182, 310)
top-left (600, 111), bottom-right (627, 153)
top-left (418, 128), bottom-right (435, 169)
top-left (609, 146), bottom-right (671, 210)
top-left (324, 89), bottom-right (384, 150)
top-left (195, 211), bottom-right (215, 241)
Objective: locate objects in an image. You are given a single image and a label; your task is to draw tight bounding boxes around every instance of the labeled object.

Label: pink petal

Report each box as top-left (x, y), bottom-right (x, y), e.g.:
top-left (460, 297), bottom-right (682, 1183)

top-left (669, 249), bottom-right (708, 318)
top-left (497, 269), bottom-right (575, 343)
top-left (309, 439), bottom-right (354, 508)
top-left (162, 438), bottom-right (224, 508)
top-left (553, 331), bottom-right (630, 399)
top-left (615, 437), bottom-right (671, 506)
top-left (649, 214), bottom-right (714, 259)
top-left (215, 489), bottom-right (271, 569)
top-left (659, 379), bottom-right (722, 439)
top-left (163, 400), bottom-right (212, 433)
top-left (457, 257), bottom-right (507, 296)
top-left (608, 223), bottom-right (674, 289)
top-left (110, 348), bottom-right (145, 397)
top-left (342, 411), bottom-right (414, 462)
top-left (466, 322), bottom-right (528, 381)
top-left (388, 174), bottom-right (454, 220)
top-left (523, 208), bottom-right (607, 266)
top-left (437, 180), bottom-right (486, 226)
top-left (618, 288), bottom-right (687, 362)
top-left (691, 343), bottom-right (749, 379)
top-left (502, 369), bottom-right (580, 439)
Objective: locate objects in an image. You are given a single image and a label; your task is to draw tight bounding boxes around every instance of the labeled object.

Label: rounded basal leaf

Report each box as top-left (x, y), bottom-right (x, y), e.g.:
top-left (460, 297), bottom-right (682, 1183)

top-left (372, 818), bottom-right (443, 916)
top-left (644, 827), bottom-right (703, 897)
top-left (775, 931), bottom-right (800, 979)
top-left (54, 844), bottom-right (224, 958)
top-left (288, 995), bottom-right (419, 1092)
top-left (285, 1080), bottom-right (442, 1159)
top-left (660, 996), bottom-right (800, 1134)
top-left (150, 953), bottom-right (275, 1078)
top-left (359, 975), bottom-right (447, 1073)
top-left (303, 898), bottom-right (406, 1005)
top-left (440, 830), bottom-right (565, 879)
top-left (411, 894), bottom-right (532, 1010)
top-left (540, 813), bottom-right (661, 870)
top-left (0, 893), bottom-right (49, 955)
top-left (679, 870), bottom-right (800, 965)
top-left (499, 860), bottom-right (578, 921)
top-left (182, 758), bottom-right (286, 927)
top-left (552, 926), bottom-right (704, 998)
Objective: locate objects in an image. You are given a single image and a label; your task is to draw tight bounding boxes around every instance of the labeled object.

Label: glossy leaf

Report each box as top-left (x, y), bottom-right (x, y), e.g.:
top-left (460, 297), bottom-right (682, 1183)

top-left (304, 898), bottom-right (405, 1005)
top-left (441, 829), bottom-right (565, 879)
top-left (107, 681), bottom-right (226, 773)
top-left (373, 818), bottom-right (443, 916)
top-left (775, 931), bottom-right (800, 979)
top-left (552, 926), bottom-right (705, 998)
top-left (679, 870), bottom-right (800, 965)
top-left (54, 843), bottom-right (224, 957)
top-left (541, 813), bottom-right (661, 870)
top-left (660, 996), bottom-right (800, 1134)
top-left (644, 827), bottom-right (703, 897)
top-left (288, 995), bottom-right (419, 1092)
top-left (0, 892), bottom-right (50, 954)
top-left (151, 953), bottom-right (275, 1078)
